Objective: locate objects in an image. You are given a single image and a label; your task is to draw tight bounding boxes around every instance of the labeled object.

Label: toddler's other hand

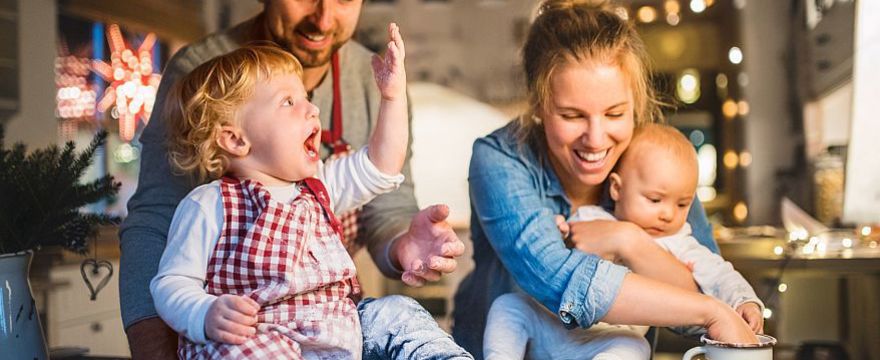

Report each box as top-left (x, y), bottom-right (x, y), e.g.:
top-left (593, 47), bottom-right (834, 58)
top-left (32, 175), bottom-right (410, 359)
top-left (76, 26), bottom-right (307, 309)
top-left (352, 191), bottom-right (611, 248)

top-left (555, 215), bottom-right (571, 244)
top-left (371, 23), bottom-right (407, 101)
top-left (205, 294), bottom-right (260, 344)
top-left (736, 302), bottom-right (764, 334)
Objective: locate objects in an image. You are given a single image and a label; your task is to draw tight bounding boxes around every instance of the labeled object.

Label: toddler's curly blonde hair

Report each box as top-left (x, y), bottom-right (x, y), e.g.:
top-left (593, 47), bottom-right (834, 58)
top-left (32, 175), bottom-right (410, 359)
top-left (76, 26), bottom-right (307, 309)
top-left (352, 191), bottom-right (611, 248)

top-left (167, 43), bottom-right (304, 182)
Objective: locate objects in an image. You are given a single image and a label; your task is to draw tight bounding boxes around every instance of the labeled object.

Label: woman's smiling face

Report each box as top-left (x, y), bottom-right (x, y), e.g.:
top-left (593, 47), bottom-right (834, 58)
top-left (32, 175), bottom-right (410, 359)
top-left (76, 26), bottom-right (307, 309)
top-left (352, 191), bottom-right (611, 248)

top-left (540, 60), bottom-right (635, 200)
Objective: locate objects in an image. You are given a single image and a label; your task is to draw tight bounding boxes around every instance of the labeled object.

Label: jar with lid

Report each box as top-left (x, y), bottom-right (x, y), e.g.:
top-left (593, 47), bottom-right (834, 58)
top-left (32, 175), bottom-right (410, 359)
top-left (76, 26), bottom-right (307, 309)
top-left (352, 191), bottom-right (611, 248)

top-left (813, 148), bottom-right (845, 226)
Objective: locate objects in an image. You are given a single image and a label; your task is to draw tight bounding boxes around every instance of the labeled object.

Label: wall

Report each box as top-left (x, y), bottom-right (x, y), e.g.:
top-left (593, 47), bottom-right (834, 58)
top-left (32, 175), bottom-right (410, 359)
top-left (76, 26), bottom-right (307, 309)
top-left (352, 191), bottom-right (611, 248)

top-left (5, 0), bottom-right (57, 149)
top-left (740, 0), bottom-right (796, 224)
top-left (843, 0), bottom-right (880, 224)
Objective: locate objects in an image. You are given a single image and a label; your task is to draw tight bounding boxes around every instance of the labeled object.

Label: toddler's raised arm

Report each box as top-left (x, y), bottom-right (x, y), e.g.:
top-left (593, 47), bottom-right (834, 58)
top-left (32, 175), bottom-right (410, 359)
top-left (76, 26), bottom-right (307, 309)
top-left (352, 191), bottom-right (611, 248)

top-left (368, 23), bottom-right (408, 175)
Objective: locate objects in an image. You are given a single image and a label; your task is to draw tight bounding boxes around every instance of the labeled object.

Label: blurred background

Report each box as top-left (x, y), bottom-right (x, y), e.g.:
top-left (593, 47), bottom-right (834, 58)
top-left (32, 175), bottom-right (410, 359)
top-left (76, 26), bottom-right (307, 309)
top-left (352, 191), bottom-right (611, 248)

top-left (2, 0), bottom-right (878, 358)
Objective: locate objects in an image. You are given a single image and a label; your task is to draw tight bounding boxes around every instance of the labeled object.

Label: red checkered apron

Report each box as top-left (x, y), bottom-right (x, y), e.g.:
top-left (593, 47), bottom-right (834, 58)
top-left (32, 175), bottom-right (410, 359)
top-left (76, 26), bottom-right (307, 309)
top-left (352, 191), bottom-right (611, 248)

top-left (323, 52), bottom-right (362, 255)
top-left (178, 177), bottom-right (362, 360)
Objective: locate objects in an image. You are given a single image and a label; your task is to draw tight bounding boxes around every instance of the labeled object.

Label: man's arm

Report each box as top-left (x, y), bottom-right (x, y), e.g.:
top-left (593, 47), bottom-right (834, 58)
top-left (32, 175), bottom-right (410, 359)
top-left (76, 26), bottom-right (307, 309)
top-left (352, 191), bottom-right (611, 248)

top-left (118, 49), bottom-right (198, 358)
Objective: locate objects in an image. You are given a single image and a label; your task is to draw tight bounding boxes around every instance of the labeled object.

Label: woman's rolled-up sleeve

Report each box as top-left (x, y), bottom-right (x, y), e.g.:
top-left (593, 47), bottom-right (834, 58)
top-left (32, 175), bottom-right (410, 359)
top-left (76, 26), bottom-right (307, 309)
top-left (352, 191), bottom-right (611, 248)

top-left (468, 138), bottom-right (629, 329)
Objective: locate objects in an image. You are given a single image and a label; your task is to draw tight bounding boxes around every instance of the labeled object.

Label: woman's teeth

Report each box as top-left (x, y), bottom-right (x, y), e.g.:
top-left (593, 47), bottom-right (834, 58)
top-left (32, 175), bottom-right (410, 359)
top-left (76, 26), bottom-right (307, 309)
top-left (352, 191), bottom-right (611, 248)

top-left (575, 149), bottom-right (608, 162)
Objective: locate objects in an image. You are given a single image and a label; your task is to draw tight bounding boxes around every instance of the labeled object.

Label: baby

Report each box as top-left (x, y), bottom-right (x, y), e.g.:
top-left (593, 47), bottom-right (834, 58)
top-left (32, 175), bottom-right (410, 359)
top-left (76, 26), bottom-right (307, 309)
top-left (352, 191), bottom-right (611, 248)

top-left (150, 26), bottom-right (468, 359)
top-left (484, 123), bottom-right (764, 359)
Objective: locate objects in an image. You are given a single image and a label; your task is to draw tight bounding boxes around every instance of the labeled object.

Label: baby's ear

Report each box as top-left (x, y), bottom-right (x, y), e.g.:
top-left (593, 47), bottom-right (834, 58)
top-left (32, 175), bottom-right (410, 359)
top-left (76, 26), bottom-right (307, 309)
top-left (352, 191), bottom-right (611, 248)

top-left (609, 172), bottom-right (623, 202)
top-left (216, 125), bottom-right (250, 157)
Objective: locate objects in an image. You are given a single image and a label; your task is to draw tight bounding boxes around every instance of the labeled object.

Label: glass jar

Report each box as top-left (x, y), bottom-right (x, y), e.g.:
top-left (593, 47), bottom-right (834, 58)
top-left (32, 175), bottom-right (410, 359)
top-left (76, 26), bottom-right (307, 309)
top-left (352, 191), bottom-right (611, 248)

top-left (813, 150), bottom-right (845, 226)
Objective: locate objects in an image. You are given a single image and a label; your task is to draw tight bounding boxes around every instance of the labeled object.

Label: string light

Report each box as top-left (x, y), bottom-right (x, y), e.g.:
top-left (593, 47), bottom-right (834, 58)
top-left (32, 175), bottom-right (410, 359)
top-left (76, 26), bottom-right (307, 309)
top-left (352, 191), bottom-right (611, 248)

top-left (637, 6), bottom-right (658, 23)
top-left (690, 0), bottom-right (706, 13)
top-left (763, 308), bottom-right (773, 319)
top-left (722, 99), bottom-right (738, 119)
top-left (733, 201), bottom-right (748, 222)
top-left (723, 150), bottom-right (739, 169)
top-left (728, 47), bottom-right (743, 64)
top-left (777, 283), bottom-right (787, 293)
top-left (737, 100), bottom-right (750, 116)
top-left (773, 246), bottom-right (784, 256)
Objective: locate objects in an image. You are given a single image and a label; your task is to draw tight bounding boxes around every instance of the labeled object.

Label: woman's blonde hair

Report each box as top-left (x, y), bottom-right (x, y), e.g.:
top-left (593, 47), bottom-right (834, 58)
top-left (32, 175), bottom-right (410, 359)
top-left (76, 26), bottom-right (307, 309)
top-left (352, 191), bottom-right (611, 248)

top-left (167, 43), bottom-right (303, 182)
top-left (517, 0), bottom-right (663, 143)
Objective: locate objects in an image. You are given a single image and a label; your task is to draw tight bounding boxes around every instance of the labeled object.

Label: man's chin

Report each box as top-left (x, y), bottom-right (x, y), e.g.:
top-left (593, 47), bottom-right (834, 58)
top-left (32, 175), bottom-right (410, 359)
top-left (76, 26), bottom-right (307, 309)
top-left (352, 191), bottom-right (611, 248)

top-left (286, 46), bottom-right (330, 67)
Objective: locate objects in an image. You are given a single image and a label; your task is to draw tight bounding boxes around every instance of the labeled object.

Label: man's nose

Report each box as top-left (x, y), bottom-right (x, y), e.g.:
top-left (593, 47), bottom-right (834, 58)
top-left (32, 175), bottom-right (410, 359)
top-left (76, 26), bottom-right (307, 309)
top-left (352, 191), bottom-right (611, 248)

top-left (309, 0), bottom-right (335, 33)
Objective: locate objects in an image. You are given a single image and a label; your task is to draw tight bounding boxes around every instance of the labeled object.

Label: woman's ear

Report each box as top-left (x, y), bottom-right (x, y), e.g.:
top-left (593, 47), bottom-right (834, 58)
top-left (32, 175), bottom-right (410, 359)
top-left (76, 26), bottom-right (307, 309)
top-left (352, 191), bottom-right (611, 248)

top-left (216, 125), bottom-right (250, 157)
top-left (609, 172), bottom-right (623, 202)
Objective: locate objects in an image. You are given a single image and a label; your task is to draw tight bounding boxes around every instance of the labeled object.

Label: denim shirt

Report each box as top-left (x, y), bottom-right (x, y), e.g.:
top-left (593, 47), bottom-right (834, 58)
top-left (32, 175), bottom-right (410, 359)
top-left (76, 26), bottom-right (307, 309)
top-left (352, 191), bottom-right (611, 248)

top-left (452, 122), bottom-right (717, 358)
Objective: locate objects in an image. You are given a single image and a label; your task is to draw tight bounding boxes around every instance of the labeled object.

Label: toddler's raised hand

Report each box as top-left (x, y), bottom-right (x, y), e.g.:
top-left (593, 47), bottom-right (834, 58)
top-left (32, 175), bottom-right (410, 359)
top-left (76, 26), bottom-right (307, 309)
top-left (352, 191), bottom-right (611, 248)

top-left (736, 302), bottom-right (765, 334)
top-left (371, 23), bottom-right (406, 101)
top-left (205, 294), bottom-right (259, 344)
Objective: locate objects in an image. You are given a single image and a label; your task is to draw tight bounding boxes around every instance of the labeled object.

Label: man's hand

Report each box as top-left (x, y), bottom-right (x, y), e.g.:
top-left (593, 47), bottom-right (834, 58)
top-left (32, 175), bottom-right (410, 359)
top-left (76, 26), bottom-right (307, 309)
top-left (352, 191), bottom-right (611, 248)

top-left (736, 302), bottom-right (765, 334)
top-left (392, 204), bottom-right (466, 287)
top-left (125, 317), bottom-right (178, 360)
top-left (204, 295), bottom-right (259, 344)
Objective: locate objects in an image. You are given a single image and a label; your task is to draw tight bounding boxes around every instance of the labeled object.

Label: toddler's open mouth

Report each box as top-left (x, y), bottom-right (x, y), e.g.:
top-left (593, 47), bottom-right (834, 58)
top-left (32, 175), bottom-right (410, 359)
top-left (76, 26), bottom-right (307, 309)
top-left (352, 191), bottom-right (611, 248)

top-left (304, 127), bottom-right (320, 159)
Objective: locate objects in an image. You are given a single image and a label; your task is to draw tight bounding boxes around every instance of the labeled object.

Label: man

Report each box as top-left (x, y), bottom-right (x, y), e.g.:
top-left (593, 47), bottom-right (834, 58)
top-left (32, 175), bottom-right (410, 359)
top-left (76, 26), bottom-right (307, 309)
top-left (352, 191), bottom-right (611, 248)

top-left (120, 1), bottom-right (466, 358)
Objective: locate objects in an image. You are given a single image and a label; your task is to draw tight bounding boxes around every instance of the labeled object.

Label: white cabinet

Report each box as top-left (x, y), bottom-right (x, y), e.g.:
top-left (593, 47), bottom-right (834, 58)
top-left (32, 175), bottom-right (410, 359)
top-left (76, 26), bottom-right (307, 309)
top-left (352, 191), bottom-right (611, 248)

top-left (46, 260), bottom-right (130, 358)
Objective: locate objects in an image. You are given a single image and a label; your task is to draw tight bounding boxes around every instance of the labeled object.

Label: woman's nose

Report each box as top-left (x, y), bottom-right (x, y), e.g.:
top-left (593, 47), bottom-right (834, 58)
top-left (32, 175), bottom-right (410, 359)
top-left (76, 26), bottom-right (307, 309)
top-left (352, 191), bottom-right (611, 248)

top-left (582, 118), bottom-right (606, 146)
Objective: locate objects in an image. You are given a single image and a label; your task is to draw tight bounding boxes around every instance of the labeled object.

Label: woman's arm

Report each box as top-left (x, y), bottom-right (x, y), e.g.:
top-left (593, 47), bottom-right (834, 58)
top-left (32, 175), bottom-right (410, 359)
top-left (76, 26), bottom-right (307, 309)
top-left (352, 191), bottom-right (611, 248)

top-left (603, 273), bottom-right (758, 344)
top-left (469, 137), bottom-right (629, 329)
top-left (568, 220), bottom-right (699, 292)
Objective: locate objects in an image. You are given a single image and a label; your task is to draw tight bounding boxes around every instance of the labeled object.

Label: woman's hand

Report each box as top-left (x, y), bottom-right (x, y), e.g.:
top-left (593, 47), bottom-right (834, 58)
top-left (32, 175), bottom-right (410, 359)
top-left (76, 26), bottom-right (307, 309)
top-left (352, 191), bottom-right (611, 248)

top-left (736, 302), bottom-right (765, 334)
top-left (568, 219), bottom-right (698, 291)
top-left (205, 295), bottom-right (259, 344)
top-left (705, 300), bottom-right (761, 345)
top-left (567, 219), bottom-right (646, 263)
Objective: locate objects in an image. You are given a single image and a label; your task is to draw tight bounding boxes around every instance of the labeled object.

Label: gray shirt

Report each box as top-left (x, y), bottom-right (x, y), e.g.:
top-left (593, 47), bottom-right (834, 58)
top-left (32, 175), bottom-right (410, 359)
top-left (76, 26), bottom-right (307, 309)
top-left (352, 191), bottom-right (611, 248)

top-left (119, 16), bottom-right (418, 328)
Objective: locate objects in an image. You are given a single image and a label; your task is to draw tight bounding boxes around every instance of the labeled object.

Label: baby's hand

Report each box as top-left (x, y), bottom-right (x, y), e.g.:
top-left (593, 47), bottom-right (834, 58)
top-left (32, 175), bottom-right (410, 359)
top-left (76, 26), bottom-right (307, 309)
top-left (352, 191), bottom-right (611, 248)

top-left (205, 294), bottom-right (260, 344)
top-left (736, 302), bottom-right (764, 334)
top-left (371, 23), bottom-right (406, 101)
top-left (555, 215), bottom-right (571, 243)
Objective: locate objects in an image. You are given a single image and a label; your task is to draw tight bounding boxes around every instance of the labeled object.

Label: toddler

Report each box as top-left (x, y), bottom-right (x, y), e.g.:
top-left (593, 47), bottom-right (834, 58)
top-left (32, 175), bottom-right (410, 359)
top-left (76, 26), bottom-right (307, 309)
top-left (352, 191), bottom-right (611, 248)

top-left (151, 25), bottom-right (469, 359)
top-left (484, 123), bottom-right (764, 359)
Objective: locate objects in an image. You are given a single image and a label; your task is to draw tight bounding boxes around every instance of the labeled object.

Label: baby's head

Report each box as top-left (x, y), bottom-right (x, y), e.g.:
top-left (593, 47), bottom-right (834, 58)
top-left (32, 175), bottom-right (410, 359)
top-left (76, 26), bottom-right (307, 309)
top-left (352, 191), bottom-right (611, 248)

top-left (168, 43), bottom-right (322, 183)
top-left (609, 123), bottom-right (698, 237)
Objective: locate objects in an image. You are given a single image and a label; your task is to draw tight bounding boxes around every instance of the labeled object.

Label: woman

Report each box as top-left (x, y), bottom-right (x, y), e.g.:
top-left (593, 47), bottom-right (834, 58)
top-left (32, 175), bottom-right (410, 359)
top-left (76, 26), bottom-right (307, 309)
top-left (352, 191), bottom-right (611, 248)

top-left (452, 1), bottom-right (757, 358)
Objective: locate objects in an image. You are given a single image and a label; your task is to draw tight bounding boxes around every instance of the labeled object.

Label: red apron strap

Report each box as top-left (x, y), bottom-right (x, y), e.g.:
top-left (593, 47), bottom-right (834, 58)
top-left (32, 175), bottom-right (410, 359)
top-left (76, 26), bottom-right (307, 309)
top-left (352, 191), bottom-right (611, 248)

top-left (321, 52), bottom-right (349, 155)
top-left (301, 177), bottom-right (343, 236)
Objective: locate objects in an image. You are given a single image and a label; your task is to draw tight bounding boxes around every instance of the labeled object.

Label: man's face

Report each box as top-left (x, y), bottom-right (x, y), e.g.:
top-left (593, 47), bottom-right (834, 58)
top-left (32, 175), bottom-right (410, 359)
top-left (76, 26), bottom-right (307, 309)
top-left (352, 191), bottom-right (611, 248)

top-left (263, 0), bottom-right (363, 68)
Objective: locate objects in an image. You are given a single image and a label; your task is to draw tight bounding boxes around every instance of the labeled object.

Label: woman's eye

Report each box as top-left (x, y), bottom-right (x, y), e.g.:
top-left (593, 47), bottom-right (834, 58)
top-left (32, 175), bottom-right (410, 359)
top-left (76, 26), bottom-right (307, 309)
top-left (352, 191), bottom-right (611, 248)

top-left (607, 113), bottom-right (624, 118)
top-left (560, 113), bottom-right (581, 119)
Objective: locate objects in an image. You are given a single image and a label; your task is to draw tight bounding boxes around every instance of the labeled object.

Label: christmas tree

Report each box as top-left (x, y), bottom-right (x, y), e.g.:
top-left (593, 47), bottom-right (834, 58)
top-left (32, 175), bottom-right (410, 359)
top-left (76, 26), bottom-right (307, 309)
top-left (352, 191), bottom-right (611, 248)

top-left (0, 125), bottom-right (120, 254)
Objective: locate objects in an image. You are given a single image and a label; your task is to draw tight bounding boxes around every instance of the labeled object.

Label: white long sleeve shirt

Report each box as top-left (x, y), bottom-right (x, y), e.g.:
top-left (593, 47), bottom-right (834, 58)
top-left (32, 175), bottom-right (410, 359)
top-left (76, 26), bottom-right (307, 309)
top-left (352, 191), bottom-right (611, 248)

top-left (572, 205), bottom-right (763, 311)
top-left (150, 147), bottom-right (403, 343)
